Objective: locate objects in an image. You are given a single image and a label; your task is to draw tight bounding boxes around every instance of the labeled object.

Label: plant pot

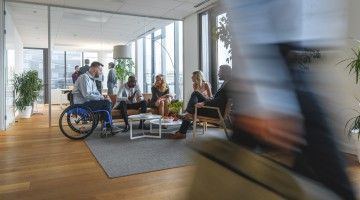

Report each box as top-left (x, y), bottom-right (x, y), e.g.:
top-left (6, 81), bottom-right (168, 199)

top-left (351, 129), bottom-right (360, 163)
top-left (19, 106), bottom-right (32, 118)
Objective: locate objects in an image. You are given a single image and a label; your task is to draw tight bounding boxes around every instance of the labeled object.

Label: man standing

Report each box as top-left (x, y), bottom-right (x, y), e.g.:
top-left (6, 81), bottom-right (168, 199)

top-left (72, 61), bottom-right (120, 134)
top-left (71, 65), bottom-right (80, 84)
top-left (79, 59), bottom-right (90, 75)
top-left (115, 76), bottom-right (147, 132)
top-left (171, 65), bottom-right (232, 139)
top-left (107, 62), bottom-right (117, 95)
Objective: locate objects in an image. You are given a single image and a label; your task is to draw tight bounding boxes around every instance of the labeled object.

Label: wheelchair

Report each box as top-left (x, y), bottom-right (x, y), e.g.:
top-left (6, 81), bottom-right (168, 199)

top-left (58, 91), bottom-right (113, 140)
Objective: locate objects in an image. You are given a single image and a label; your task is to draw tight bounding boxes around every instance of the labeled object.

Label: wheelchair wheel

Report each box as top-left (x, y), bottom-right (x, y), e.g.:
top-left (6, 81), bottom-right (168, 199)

top-left (59, 105), bottom-right (97, 140)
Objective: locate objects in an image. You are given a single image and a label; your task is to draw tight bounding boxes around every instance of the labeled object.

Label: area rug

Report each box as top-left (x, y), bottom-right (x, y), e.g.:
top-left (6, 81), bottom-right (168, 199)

top-left (85, 127), bottom-right (227, 178)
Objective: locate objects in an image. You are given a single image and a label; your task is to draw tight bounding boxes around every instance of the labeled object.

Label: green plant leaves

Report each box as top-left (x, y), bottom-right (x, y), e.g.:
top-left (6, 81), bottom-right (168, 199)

top-left (168, 100), bottom-right (183, 114)
top-left (13, 70), bottom-right (43, 111)
top-left (214, 15), bottom-right (232, 63)
top-left (340, 46), bottom-right (360, 84)
top-left (115, 58), bottom-right (135, 82)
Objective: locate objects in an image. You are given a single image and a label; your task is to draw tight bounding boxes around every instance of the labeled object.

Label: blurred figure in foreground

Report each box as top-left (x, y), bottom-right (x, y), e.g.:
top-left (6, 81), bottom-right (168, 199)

top-left (221, 0), bottom-right (355, 199)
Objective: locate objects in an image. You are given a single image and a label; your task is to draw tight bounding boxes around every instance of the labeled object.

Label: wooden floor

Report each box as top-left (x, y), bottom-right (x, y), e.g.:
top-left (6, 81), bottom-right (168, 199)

top-left (0, 113), bottom-right (360, 199)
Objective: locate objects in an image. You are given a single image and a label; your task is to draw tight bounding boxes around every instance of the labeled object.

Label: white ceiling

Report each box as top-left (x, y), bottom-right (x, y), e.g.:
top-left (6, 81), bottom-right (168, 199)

top-left (6, 0), bottom-right (216, 50)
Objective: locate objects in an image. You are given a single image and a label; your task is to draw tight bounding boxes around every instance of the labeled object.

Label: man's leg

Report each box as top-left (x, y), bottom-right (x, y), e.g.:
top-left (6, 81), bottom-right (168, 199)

top-left (185, 91), bottom-right (208, 114)
top-left (82, 100), bottom-right (121, 134)
top-left (115, 100), bottom-right (130, 131)
top-left (170, 119), bottom-right (191, 139)
top-left (127, 100), bottom-right (148, 128)
top-left (107, 86), bottom-right (113, 95)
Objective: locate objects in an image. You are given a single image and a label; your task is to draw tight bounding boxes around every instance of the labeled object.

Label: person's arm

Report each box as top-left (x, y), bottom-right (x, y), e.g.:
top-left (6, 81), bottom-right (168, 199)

top-left (116, 84), bottom-right (128, 102)
top-left (135, 85), bottom-right (144, 101)
top-left (79, 77), bottom-right (104, 101)
top-left (205, 82), bottom-right (212, 98)
top-left (72, 73), bottom-right (76, 84)
top-left (150, 86), bottom-right (158, 102)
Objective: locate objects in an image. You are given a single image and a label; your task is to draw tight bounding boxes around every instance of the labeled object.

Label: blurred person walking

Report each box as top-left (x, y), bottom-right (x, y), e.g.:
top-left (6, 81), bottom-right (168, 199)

top-left (221, 0), bottom-right (355, 199)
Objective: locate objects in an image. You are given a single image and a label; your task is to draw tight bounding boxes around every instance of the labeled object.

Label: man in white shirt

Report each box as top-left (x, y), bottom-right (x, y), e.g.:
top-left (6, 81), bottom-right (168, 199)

top-left (72, 61), bottom-right (120, 134)
top-left (115, 76), bottom-right (147, 132)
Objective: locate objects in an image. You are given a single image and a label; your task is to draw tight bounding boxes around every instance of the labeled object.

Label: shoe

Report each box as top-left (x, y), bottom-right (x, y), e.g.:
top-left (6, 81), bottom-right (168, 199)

top-left (110, 126), bottom-right (121, 135)
top-left (121, 125), bottom-right (130, 133)
top-left (169, 131), bottom-right (186, 139)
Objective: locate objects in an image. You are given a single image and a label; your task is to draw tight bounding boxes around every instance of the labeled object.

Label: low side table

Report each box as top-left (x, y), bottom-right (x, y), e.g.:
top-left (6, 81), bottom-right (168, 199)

top-left (128, 114), bottom-right (162, 140)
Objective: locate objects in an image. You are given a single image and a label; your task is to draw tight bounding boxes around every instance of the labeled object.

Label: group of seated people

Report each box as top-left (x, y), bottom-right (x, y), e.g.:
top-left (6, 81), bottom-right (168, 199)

top-left (71, 61), bottom-right (232, 138)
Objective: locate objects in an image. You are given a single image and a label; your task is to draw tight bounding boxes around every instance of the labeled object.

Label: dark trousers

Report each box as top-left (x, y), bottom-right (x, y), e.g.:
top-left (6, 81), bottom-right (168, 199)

top-left (83, 100), bottom-right (112, 127)
top-left (185, 91), bottom-right (208, 113)
top-left (107, 86), bottom-right (115, 95)
top-left (115, 100), bottom-right (147, 126)
top-left (292, 89), bottom-right (356, 200)
top-left (95, 80), bottom-right (102, 94)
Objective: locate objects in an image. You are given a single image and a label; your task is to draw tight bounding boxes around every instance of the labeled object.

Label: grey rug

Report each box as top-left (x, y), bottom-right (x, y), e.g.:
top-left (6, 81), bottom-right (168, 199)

top-left (85, 127), bottom-right (227, 178)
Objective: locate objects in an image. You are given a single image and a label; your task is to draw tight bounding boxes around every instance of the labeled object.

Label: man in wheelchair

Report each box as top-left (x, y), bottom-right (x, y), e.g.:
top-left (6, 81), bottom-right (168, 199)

top-left (72, 61), bottom-right (120, 134)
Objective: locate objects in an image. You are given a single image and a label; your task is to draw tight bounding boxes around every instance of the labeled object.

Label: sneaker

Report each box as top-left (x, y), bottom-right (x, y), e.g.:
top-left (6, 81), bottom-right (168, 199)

top-left (121, 125), bottom-right (130, 133)
top-left (110, 126), bottom-right (121, 135)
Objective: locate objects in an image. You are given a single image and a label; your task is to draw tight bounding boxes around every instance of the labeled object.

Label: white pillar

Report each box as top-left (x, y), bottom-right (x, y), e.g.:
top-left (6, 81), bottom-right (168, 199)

top-left (0, 0), bottom-right (5, 130)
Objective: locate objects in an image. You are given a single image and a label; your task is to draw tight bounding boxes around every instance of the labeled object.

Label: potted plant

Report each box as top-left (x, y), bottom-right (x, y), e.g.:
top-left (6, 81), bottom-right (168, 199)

top-left (13, 70), bottom-right (42, 118)
top-left (345, 97), bottom-right (360, 162)
top-left (340, 42), bottom-right (360, 161)
top-left (114, 58), bottom-right (135, 85)
top-left (168, 100), bottom-right (183, 117)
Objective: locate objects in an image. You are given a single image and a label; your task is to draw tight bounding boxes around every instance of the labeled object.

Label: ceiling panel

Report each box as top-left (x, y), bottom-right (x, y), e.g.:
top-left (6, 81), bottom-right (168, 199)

top-left (6, 0), bottom-right (216, 50)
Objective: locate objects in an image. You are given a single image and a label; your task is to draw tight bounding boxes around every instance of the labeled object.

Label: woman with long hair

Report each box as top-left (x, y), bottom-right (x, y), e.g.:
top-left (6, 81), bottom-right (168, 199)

top-left (182, 70), bottom-right (212, 116)
top-left (150, 74), bottom-right (171, 116)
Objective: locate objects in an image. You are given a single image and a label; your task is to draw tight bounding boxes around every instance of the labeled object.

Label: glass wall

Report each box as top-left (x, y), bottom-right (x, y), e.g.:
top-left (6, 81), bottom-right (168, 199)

top-left (23, 48), bottom-right (45, 103)
top-left (4, 2), bottom-right (183, 127)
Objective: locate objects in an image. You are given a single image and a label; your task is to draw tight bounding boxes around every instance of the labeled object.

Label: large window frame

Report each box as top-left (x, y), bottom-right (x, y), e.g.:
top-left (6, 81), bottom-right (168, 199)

top-left (135, 21), bottom-right (182, 100)
top-left (199, 8), bottom-right (231, 92)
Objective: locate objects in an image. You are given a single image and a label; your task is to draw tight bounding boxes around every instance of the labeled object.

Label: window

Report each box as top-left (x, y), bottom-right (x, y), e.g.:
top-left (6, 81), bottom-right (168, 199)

top-left (135, 22), bottom-right (183, 100)
top-left (51, 50), bottom-right (65, 89)
top-left (83, 52), bottom-right (98, 64)
top-left (23, 48), bottom-right (45, 103)
top-left (165, 23), bottom-right (175, 95)
top-left (216, 13), bottom-right (232, 87)
top-left (201, 13), bottom-right (210, 82)
top-left (200, 9), bottom-right (232, 90)
top-left (65, 51), bottom-right (81, 86)
top-left (145, 34), bottom-right (152, 93)
top-left (137, 38), bottom-right (144, 90)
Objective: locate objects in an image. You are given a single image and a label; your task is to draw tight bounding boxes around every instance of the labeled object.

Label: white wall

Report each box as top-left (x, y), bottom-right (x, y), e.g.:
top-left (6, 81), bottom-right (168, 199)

top-left (183, 13), bottom-right (199, 108)
top-left (307, 0), bottom-right (360, 154)
top-left (5, 4), bottom-right (24, 128)
top-left (0, 0), bottom-right (5, 130)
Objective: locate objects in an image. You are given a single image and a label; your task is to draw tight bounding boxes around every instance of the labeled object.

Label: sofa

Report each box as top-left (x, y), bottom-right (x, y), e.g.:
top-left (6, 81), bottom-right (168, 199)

top-left (109, 93), bottom-right (158, 119)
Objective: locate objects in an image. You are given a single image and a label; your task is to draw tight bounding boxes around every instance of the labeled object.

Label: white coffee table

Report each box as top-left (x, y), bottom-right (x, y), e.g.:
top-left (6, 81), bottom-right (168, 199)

top-left (149, 119), bottom-right (182, 134)
top-left (128, 114), bottom-right (162, 140)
